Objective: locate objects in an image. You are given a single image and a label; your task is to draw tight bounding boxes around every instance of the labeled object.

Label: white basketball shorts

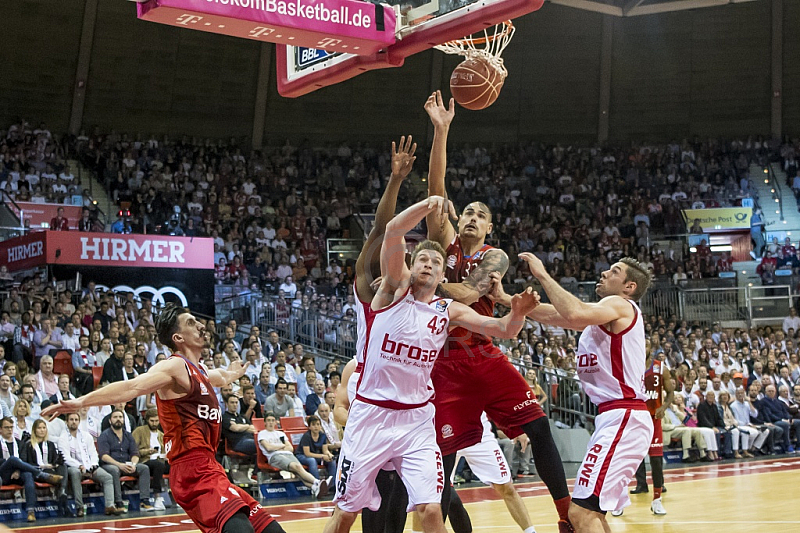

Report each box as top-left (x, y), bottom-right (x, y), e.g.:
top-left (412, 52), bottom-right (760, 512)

top-left (334, 401), bottom-right (443, 513)
top-left (456, 436), bottom-right (512, 486)
top-left (573, 408), bottom-right (653, 512)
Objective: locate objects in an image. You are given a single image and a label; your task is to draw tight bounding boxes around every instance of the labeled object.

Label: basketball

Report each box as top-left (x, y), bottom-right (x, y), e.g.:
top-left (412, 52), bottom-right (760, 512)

top-left (449, 57), bottom-right (505, 110)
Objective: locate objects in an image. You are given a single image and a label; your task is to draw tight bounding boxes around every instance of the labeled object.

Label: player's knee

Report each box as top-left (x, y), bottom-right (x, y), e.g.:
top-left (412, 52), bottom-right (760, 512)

top-left (416, 503), bottom-right (443, 522)
top-left (222, 510), bottom-right (255, 533)
top-left (332, 506), bottom-right (358, 527)
top-left (568, 502), bottom-right (596, 528)
top-left (492, 482), bottom-right (515, 498)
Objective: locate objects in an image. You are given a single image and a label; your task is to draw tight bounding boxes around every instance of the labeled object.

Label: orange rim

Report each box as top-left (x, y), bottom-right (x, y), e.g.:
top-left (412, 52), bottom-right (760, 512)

top-left (445, 20), bottom-right (513, 47)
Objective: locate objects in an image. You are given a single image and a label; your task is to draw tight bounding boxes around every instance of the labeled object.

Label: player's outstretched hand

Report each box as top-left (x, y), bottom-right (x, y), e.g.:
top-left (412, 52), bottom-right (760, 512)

top-left (40, 398), bottom-right (82, 421)
top-left (514, 433), bottom-right (530, 453)
top-left (228, 360), bottom-right (247, 379)
top-left (391, 136), bottom-right (417, 180)
top-left (427, 195), bottom-right (457, 222)
top-left (424, 90), bottom-right (455, 129)
top-left (510, 287), bottom-right (540, 316)
top-left (518, 252), bottom-right (548, 279)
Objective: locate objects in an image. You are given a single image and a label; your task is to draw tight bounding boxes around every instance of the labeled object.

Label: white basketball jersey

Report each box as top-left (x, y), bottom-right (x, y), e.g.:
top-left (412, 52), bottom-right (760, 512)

top-left (576, 299), bottom-right (647, 406)
top-left (355, 288), bottom-right (452, 407)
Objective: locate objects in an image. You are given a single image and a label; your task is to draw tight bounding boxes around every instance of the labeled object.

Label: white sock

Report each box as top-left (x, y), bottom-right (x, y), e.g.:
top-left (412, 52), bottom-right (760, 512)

top-left (524, 527), bottom-right (537, 533)
top-left (412, 530), bottom-right (423, 533)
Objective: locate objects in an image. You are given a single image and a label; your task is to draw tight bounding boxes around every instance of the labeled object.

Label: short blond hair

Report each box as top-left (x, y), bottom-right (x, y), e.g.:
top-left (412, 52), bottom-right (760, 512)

top-left (411, 240), bottom-right (447, 265)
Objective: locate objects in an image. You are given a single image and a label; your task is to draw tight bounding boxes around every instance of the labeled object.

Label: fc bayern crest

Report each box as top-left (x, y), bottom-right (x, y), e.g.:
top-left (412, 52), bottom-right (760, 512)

top-left (441, 424), bottom-right (454, 439)
top-left (446, 255), bottom-right (457, 269)
top-left (199, 382), bottom-right (209, 396)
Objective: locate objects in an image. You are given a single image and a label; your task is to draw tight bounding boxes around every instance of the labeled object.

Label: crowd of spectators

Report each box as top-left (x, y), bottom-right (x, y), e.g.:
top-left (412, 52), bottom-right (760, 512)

top-left (0, 279), bottom-right (348, 521)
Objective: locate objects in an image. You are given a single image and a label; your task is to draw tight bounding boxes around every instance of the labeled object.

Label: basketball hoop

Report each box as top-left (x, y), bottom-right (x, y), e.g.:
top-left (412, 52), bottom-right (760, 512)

top-left (434, 21), bottom-right (515, 79)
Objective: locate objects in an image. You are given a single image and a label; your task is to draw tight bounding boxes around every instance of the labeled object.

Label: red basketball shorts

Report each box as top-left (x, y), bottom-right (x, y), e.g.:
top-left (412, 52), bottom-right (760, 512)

top-left (648, 416), bottom-right (663, 457)
top-left (431, 343), bottom-right (545, 456)
top-left (170, 450), bottom-right (275, 533)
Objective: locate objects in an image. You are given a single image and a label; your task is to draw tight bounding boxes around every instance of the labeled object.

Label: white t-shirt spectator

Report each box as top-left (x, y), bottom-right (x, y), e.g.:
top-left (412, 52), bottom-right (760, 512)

top-left (59, 171), bottom-right (75, 182)
top-left (256, 429), bottom-right (295, 461)
top-left (782, 315), bottom-right (800, 334)
top-left (672, 191), bottom-right (687, 202)
top-left (279, 282), bottom-right (297, 299)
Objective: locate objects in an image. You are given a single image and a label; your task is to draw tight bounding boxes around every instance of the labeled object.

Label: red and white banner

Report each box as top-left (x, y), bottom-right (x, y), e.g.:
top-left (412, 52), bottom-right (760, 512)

top-left (0, 232), bottom-right (48, 272)
top-left (13, 202), bottom-right (83, 230)
top-left (47, 233), bottom-right (215, 269)
top-left (137, 0), bottom-right (396, 55)
top-left (1, 232), bottom-right (215, 272)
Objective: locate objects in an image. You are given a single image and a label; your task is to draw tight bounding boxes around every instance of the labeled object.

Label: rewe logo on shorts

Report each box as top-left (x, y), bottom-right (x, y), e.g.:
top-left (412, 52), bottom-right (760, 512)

top-left (494, 449), bottom-right (509, 477)
top-left (381, 333), bottom-right (439, 363)
top-left (435, 451), bottom-right (444, 494)
top-left (577, 443), bottom-right (603, 487)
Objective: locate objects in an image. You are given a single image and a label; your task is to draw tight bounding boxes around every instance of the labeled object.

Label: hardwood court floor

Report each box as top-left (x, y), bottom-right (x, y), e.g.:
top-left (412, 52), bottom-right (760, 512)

top-left (18, 456), bottom-right (800, 533)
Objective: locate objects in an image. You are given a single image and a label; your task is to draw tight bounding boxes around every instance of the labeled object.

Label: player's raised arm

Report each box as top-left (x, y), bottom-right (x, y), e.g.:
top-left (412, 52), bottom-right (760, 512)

top-left (448, 287), bottom-right (539, 339)
top-left (375, 195), bottom-right (456, 309)
top-left (424, 91), bottom-right (456, 248)
top-left (518, 253), bottom-right (635, 330)
top-left (40, 357), bottom-right (184, 420)
top-left (355, 136), bottom-right (416, 300)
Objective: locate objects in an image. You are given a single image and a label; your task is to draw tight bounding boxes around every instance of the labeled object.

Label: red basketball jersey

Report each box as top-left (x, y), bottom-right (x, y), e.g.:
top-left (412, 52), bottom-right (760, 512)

top-left (156, 354), bottom-right (222, 462)
top-left (644, 358), bottom-right (663, 416)
top-left (444, 236), bottom-right (496, 351)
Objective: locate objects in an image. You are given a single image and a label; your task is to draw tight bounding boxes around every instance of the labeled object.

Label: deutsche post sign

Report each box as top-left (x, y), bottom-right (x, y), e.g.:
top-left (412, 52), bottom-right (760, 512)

top-left (683, 208), bottom-right (752, 231)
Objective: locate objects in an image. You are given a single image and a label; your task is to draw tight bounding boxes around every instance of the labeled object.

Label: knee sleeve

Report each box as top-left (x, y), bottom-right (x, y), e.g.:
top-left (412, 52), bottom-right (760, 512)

top-left (448, 489), bottom-right (472, 533)
top-left (521, 417), bottom-right (569, 500)
top-left (650, 456), bottom-right (664, 488)
top-left (260, 521), bottom-right (286, 533)
top-left (222, 510), bottom-right (255, 533)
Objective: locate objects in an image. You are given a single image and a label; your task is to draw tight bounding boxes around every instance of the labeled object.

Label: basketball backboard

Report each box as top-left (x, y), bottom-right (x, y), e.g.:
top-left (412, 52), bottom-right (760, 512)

top-left (276, 0), bottom-right (544, 97)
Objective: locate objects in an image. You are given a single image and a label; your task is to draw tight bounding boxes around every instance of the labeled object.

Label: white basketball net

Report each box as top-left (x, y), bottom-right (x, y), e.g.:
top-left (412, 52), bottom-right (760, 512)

top-left (434, 21), bottom-right (515, 80)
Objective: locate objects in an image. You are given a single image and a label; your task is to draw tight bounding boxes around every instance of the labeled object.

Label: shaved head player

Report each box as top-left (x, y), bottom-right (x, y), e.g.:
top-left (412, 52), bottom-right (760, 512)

top-left (43, 305), bottom-right (284, 533)
top-left (423, 91), bottom-right (573, 533)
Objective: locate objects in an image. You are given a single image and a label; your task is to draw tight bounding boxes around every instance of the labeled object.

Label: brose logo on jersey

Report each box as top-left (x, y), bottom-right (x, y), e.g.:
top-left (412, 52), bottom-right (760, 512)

top-left (197, 404), bottom-right (222, 422)
top-left (381, 333), bottom-right (439, 363)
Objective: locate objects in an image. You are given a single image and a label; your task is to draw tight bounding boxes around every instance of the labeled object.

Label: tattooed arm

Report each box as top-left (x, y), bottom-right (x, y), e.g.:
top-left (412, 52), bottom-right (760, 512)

top-left (438, 249), bottom-right (509, 305)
